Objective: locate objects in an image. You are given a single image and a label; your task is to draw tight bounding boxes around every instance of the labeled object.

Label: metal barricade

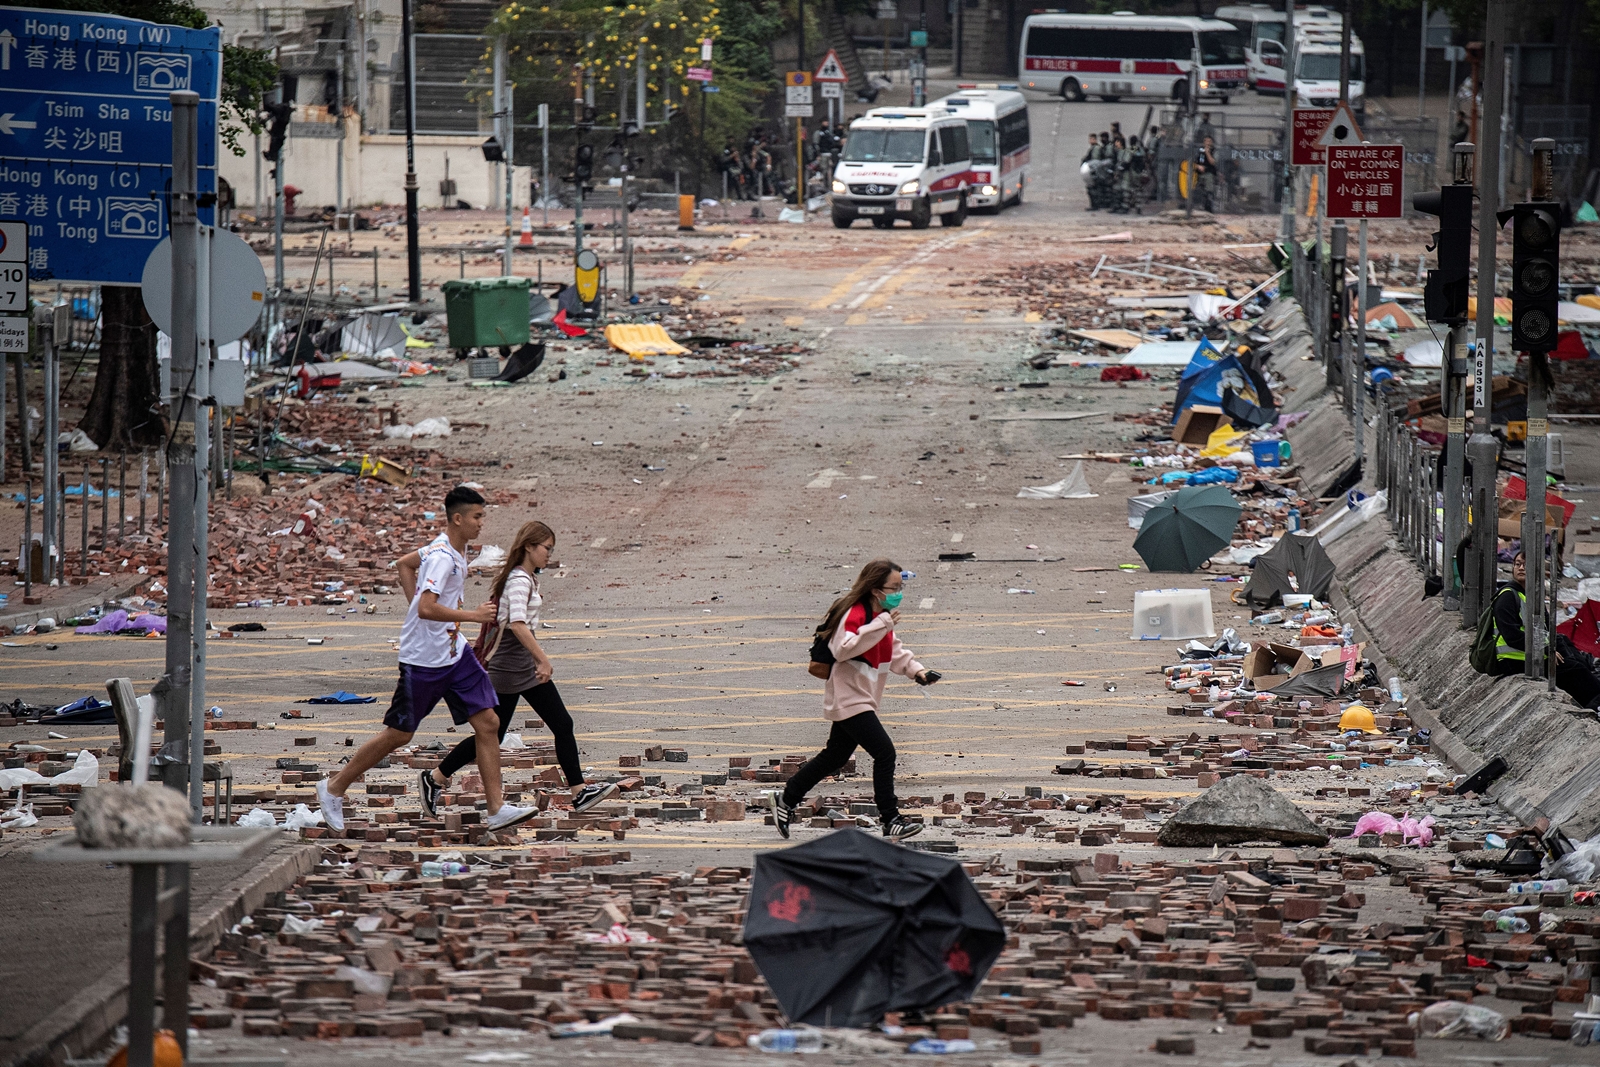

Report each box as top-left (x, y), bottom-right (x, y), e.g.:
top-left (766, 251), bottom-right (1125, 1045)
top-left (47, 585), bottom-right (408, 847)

top-left (1373, 400), bottom-right (1443, 577)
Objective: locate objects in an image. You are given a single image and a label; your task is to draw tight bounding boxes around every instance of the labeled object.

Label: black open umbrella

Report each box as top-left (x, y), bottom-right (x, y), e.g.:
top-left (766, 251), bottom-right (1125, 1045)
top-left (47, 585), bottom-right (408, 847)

top-left (1242, 531), bottom-right (1337, 606)
top-left (741, 829), bottom-right (1006, 1028)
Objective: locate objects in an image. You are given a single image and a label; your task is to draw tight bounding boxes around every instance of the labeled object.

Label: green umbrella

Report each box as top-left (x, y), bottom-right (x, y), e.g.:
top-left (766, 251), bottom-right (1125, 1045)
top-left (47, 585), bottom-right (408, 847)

top-left (1132, 484), bottom-right (1242, 572)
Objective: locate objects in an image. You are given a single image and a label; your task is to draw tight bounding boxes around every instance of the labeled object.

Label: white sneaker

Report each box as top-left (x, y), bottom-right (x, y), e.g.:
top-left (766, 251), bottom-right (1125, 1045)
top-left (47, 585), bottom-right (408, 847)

top-left (315, 779), bottom-right (345, 832)
top-left (486, 803), bottom-right (537, 832)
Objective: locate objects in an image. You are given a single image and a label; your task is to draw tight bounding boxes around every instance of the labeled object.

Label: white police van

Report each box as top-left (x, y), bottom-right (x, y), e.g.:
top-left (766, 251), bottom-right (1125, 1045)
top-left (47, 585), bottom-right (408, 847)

top-left (830, 107), bottom-right (971, 229)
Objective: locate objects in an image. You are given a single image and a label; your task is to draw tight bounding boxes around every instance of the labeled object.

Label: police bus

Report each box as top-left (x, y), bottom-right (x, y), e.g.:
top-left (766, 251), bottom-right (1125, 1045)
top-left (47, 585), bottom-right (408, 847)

top-left (928, 85), bottom-right (1030, 210)
top-left (1018, 12), bottom-right (1248, 104)
top-left (1212, 4), bottom-right (1287, 92)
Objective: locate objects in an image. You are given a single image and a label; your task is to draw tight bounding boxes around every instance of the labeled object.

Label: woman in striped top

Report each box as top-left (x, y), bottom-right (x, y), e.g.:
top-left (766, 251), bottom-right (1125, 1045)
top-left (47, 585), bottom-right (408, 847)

top-left (420, 521), bottom-right (617, 815)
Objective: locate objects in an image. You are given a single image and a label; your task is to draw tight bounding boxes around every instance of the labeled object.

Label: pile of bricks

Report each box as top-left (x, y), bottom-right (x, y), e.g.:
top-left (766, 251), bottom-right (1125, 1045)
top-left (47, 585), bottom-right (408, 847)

top-left (1058, 732), bottom-right (1411, 787)
top-left (189, 842), bottom-right (1600, 1054)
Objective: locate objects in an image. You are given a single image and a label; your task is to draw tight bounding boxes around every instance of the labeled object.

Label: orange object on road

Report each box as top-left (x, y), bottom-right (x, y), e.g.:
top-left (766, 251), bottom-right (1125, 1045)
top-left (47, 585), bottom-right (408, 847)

top-left (678, 194), bottom-right (695, 231)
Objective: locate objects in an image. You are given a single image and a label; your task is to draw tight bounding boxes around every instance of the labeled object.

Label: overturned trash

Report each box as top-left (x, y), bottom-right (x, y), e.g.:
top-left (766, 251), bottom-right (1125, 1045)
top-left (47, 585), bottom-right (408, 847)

top-left (742, 828), bottom-right (1006, 1027)
top-left (1156, 773), bottom-right (1329, 847)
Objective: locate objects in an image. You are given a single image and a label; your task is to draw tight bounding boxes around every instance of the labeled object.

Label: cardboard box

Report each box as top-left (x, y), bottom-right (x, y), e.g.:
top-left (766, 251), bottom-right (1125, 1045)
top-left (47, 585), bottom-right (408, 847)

top-left (1244, 642), bottom-right (1312, 689)
top-left (1173, 405), bottom-right (1229, 447)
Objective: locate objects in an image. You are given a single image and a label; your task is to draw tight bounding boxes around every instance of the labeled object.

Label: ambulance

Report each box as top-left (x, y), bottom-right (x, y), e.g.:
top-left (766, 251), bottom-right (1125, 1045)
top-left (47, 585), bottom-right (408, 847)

top-left (830, 106), bottom-right (972, 229)
top-left (928, 85), bottom-right (1030, 210)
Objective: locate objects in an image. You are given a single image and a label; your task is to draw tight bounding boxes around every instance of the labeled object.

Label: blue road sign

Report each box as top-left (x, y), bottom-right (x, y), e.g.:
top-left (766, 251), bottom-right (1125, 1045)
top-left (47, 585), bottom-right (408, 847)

top-left (0, 6), bottom-right (219, 285)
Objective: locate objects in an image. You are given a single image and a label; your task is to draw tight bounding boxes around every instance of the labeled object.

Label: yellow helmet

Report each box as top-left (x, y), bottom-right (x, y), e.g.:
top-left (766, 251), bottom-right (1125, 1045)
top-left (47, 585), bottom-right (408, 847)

top-left (1338, 704), bottom-right (1381, 735)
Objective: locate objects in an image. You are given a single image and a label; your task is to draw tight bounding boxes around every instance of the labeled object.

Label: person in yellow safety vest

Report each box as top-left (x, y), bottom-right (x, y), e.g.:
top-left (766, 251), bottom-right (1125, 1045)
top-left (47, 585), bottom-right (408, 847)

top-left (1492, 550), bottom-right (1600, 711)
top-left (1488, 551), bottom-right (1527, 674)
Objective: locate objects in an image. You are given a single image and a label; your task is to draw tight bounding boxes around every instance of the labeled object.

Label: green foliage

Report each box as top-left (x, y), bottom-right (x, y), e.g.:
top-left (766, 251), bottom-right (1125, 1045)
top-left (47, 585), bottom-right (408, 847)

top-left (491, 0), bottom-right (784, 180)
top-left (23, 0), bottom-right (278, 157)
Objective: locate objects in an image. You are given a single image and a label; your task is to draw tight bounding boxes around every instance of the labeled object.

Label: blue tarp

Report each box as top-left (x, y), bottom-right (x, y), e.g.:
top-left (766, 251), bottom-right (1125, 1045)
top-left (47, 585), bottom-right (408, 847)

top-left (1172, 350), bottom-right (1264, 423)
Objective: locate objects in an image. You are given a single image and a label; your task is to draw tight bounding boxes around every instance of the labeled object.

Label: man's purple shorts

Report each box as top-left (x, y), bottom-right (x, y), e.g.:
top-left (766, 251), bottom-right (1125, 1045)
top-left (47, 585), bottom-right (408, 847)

top-left (382, 655), bottom-right (499, 733)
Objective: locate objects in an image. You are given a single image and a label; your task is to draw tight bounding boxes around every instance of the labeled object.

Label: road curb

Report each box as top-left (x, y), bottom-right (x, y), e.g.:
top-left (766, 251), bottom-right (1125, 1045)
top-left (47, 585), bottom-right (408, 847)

top-left (0, 578), bottom-right (150, 635)
top-left (6, 840), bottom-right (319, 1067)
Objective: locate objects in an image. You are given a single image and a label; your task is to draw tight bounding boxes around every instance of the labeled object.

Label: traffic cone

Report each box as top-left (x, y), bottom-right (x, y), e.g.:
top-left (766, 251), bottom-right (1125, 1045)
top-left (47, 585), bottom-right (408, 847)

top-left (519, 207), bottom-right (533, 247)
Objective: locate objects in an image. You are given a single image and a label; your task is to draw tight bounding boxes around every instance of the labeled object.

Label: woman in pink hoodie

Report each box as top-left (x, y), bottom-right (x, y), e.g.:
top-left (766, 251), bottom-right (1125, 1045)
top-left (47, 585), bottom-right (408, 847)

top-left (773, 558), bottom-right (938, 841)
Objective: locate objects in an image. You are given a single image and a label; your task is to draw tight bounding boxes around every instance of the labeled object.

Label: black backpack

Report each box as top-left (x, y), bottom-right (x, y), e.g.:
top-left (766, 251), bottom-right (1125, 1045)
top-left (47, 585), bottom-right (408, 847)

top-left (807, 602), bottom-right (873, 679)
top-left (1470, 587), bottom-right (1516, 674)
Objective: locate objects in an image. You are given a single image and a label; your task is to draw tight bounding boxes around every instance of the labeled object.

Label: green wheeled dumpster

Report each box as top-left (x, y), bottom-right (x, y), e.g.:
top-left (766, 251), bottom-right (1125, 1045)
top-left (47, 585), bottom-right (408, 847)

top-left (442, 276), bottom-right (532, 351)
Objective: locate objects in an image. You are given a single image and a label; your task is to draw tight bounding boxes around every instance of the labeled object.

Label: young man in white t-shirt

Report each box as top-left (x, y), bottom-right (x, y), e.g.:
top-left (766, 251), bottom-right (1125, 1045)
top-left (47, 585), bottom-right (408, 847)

top-left (317, 486), bottom-right (535, 833)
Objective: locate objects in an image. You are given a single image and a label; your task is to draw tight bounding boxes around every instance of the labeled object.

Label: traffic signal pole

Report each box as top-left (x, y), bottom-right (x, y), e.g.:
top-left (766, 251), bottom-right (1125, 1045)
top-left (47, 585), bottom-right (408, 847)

top-left (1518, 138), bottom-right (1560, 684)
top-left (1465, 0), bottom-right (1506, 625)
top-left (1415, 143), bottom-right (1476, 611)
top-left (1441, 144), bottom-right (1476, 612)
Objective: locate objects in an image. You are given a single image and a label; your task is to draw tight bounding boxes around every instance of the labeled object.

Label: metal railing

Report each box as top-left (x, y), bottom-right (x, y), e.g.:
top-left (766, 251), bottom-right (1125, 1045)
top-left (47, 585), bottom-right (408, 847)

top-left (1372, 400), bottom-right (1445, 577)
top-left (1290, 234), bottom-right (1449, 579)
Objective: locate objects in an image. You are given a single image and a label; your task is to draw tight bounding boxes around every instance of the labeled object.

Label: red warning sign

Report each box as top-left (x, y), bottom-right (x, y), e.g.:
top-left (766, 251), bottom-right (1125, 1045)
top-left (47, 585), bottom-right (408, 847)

top-left (1326, 144), bottom-right (1404, 220)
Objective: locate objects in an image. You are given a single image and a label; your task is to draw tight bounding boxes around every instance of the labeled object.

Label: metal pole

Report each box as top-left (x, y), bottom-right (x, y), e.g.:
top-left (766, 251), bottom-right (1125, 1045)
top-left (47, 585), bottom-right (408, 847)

top-left (126, 864), bottom-right (158, 1067)
top-left (496, 38), bottom-right (512, 277)
top-left (1522, 138), bottom-right (1557, 682)
top-left (80, 461), bottom-right (88, 577)
top-left (1338, 0), bottom-right (1351, 104)
top-left (40, 311), bottom-right (58, 582)
top-left (12, 351), bottom-right (28, 477)
top-left (190, 335), bottom-right (211, 815)
top-left (541, 102), bottom-right (550, 227)
top-left (1441, 141), bottom-right (1475, 613)
top-left (139, 449), bottom-right (147, 536)
top-left (99, 456), bottom-right (108, 551)
top-left (1354, 217), bottom-right (1367, 463)
top-left (336, 44), bottom-right (346, 222)
top-left (23, 477), bottom-right (30, 600)
top-left (402, 0), bottom-right (422, 302)
top-left (1466, 0), bottom-right (1505, 622)
top-left (1328, 221), bottom-right (1347, 389)
top-left (162, 90), bottom-right (200, 809)
top-left (1280, 0), bottom-right (1295, 244)
top-left (119, 451), bottom-right (127, 541)
top-left (1524, 354), bottom-right (1549, 680)
top-left (273, 86), bottom-right (285, 293)
top-left (1418, 0), bottom-right (1428, 118)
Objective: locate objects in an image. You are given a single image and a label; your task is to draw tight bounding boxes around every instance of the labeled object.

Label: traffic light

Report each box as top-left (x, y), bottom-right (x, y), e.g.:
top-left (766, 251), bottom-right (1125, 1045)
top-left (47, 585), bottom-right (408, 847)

top-left (574, 143), bottom-right (594, 182)
top-left (1412, 185), bottom-right (1473, 322)
top-left (262, 101), bottom-right (293, 163)
top-left (1511, 202), bottom-right (1561, 352)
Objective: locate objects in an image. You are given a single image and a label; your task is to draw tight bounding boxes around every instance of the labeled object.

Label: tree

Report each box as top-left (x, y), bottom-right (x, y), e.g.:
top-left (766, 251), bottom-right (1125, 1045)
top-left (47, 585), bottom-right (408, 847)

top-left (491, 0), bottom-right (783, 187)
top-left (28, 0), bottom-right (277, 449)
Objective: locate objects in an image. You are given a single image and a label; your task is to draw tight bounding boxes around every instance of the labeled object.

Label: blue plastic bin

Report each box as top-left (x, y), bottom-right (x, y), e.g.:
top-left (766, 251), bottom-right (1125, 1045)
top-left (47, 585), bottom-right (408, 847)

top-left (1252, 440), bottom-right (1283, 467)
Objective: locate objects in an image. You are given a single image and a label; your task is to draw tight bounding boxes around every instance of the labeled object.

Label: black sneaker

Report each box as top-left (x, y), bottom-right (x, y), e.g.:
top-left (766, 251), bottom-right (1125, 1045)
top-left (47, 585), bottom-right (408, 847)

top-left (770, 793), bottom-right (794, 839)
top-left (418, 770), bottom-right (443, 817)
top-left (883, 816), bottom-right (923, 841)
top-left (572, 781), bottom-right (619, 813)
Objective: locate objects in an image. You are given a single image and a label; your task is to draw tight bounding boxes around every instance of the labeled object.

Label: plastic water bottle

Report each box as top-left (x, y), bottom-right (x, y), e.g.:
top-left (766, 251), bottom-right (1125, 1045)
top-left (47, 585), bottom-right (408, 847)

top-left (907, 1038), bottom-right (978, 1054)
top-left (210, 705), bottom-right (223, 719)
top-left (749, 1029), bottom-right (825, 1053)
top-left (1387, 677), bottom-right (1404, 703)
top-left (1509, 879), bottom-right (1569, 896)
top-left (1412, 1001), bottom-right (1509, 1040)
top-left (421, 861), bottom-right (470, 877)
top-left (1287, 507), bottom-right (1301, 532)
top-left (1480, 909), bottom-right (1530, 933)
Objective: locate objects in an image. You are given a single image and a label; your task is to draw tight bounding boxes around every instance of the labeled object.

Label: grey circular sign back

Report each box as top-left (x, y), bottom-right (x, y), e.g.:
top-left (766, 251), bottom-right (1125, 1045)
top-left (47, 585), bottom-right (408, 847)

top-left (141, 229), bottom-right (268, 344)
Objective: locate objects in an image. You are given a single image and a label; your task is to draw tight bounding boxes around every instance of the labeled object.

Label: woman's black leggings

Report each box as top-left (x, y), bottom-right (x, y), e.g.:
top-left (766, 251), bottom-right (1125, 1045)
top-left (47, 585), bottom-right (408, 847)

top-left (437, 681), bottom-right (585, 787)
top-left (781, 710), bottom-right (899, 822)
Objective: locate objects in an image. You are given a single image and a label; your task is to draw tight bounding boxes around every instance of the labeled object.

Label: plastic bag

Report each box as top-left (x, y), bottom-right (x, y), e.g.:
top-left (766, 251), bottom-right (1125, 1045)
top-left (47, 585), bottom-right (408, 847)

top-left (1350, 811), bottom-right (1401, 838)
top-left (501, 732), bottom-right (527, 751)
top-left (283, 803), bottom-right (323, 830)
top-left (235, 807), bottom-right (278, 828)
top-left (1412, 1001), bottom-right (1508, 1040)
top-left (1547, 831), bottom-right (1600, 885)
top-left (334, 965), bottom-right (393, 997)
top-left (0, 802), bottom-right (38, 828)
top-left (280, 914), bottom-right (323, 934)
top-left (1398, 814), bottom-right (1436, 848)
